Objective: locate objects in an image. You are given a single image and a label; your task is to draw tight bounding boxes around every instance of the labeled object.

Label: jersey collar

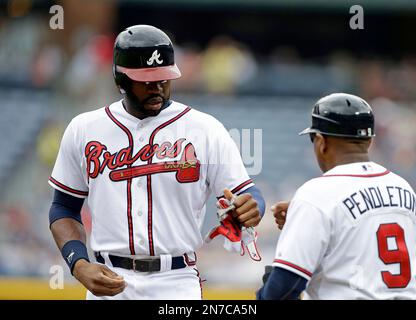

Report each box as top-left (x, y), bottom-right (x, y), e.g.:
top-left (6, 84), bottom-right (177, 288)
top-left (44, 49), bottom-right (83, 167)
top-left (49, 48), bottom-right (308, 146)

top-left (111, 99), bottom-right (181, 124)
top-left (322, 162), bottom-right (390, 178)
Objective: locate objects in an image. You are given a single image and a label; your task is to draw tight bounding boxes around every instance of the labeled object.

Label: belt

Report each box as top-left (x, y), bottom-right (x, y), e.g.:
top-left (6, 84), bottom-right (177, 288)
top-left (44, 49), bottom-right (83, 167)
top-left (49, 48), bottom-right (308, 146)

top-left (95, 252), bottom-right (190, 272)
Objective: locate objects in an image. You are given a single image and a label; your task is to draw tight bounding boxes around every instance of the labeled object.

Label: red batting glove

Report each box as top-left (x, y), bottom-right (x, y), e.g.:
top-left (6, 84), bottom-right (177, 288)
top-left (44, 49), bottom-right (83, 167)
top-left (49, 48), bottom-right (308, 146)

top-left (205, 197), bottom-right (242, 243)
top-left (205, 212), bottom-right (242, 243)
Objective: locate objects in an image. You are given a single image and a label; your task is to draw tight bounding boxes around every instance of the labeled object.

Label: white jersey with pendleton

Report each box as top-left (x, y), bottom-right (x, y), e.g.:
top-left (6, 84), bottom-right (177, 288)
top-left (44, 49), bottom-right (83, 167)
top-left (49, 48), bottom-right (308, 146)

top-left (274, 162), bottom-right (416, 300)
top-left (49, 100), bottom-right (253, 257)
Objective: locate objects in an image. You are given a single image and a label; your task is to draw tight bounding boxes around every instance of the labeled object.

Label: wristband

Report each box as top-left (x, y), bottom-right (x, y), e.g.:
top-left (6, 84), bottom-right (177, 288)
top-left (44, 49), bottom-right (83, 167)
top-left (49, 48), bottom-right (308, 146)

top-left (61, 240), bottom-right (90, 275)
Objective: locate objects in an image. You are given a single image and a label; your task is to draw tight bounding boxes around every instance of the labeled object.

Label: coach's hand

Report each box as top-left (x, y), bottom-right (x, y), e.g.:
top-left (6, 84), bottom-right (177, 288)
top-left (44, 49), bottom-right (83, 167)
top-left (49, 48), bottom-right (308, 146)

top-left (224, 189), bottom-right (261, 228)
top-left (271, 201), bottom-right (290, 230)
top-left (73, 259), bottom-right (126, 296)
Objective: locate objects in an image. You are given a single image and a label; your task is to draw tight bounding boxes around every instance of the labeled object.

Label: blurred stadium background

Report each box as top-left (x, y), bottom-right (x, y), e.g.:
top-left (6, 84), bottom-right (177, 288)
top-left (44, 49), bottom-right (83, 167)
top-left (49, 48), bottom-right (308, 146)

top-left (1, 0), bottom-right (416, 299)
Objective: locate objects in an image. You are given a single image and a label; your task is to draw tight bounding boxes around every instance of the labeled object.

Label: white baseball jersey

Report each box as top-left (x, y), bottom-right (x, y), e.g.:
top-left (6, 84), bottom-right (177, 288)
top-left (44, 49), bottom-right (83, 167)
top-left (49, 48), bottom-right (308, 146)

top-left (274, 162), bottom-right (416, 300)
top-left (49, 100), bottom-right (253, 257)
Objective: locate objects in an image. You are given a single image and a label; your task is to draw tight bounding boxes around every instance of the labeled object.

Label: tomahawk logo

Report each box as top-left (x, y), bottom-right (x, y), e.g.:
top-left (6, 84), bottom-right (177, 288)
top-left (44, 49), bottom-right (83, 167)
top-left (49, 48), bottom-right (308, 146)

top-left (147, 50), bottom-right (163, 65)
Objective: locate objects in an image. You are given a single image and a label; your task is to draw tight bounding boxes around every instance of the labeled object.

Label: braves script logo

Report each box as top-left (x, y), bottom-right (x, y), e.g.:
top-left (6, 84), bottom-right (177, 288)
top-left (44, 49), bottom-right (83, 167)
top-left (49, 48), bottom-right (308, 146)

top-left (146, 50), bottom-right (163, 65)
top-left (85, 138), bottom-right (200, 183)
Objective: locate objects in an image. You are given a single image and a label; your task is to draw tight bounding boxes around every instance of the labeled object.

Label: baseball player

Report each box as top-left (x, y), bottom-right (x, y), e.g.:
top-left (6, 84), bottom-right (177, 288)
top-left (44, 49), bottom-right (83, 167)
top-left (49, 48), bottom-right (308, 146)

top-left (258, 93), bottom-right (416, 300)
top-left (48, 25), bottom-right (265, 300)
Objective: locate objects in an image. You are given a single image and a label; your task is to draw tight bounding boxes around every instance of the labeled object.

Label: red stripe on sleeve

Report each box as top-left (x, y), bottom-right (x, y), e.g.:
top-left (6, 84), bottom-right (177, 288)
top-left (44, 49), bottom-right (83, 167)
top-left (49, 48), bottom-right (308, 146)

top-left (274, 259), bottom-right (313, 277)
top-left (232, 179), bottom-right (253, 194)
top-left (217, 179), bottom-right (254, 199)
top-left (49, 177), bottom-right (88, 197)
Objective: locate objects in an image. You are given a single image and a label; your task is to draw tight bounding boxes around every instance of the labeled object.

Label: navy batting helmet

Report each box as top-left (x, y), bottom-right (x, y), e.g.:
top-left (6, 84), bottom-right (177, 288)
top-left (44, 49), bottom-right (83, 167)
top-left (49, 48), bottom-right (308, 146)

top-left (113, 25), bottom-right (181, 88)
top-left (299, 93), bottom-right (375, 139)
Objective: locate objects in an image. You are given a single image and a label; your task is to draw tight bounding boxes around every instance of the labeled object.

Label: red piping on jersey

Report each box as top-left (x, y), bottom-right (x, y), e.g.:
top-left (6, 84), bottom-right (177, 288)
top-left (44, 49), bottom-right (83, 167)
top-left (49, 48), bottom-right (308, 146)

top-left (274, 259), bottom-right (313, 277)
top-left (49, 176), bottom-right (89, 197)
top-left (147, 106), bottom-right (192, 256)
top-left (194, 268), bottom-right (203, 299)
top-left (321, 170), bottom-right (390, 178)
top-left (217, 179), bottom-right (253, 199)
top-left (105, 106), bottom-right (136, 255)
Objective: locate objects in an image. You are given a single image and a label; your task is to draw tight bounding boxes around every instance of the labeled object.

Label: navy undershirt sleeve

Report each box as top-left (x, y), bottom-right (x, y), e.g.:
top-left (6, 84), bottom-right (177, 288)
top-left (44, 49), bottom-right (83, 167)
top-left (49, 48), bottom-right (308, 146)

top-left (256, 266), bottom-right (307, 300)
top-left (239, 185), bottom-right (266, 217)
top-left (49, 189), bottom-right (85, 227)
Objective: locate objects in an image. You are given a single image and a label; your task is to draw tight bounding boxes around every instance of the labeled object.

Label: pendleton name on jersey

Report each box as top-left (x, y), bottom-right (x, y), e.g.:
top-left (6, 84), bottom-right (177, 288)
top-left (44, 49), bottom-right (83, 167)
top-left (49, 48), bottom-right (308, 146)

top-left (273, 162), bottom-right (416, 300)
top-left (342, 184), bottom-right (416, 219)
top-left (49, 100), bottom-right (253, 257)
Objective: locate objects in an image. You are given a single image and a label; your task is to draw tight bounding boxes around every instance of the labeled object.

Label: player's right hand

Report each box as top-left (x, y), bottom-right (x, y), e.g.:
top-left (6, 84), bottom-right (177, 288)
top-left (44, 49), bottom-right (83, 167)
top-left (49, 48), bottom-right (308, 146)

top-left (73, 259), bottom-right (126, 297)
top-left (271, 201), bottom-right (290, 230)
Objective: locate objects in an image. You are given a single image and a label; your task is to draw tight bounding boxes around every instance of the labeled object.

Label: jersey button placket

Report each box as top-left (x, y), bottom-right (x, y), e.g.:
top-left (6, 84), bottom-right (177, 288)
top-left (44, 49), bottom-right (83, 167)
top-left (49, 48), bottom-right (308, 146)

top-left (134, 122), bottom-right (144, 255)
top-left (135, 123), bottom-right (149, 256)
top-left (136, 123), bottom-right (145, 142)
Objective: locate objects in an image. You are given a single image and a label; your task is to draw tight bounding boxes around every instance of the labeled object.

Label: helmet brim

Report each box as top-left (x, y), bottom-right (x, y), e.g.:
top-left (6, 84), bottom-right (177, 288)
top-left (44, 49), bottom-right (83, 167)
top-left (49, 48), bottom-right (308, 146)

top-left (116, 64), bottom-right (181, 82)
top-left (299, 127), bottom-right (375, 139)
top-left (299, 127), bottom-right (318, 136)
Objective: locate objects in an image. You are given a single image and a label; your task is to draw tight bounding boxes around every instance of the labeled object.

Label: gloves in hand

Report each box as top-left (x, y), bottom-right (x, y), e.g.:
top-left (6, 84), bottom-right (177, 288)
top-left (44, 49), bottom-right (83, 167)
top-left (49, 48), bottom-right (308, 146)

top-left (205, 197), bottom-right (261, 261)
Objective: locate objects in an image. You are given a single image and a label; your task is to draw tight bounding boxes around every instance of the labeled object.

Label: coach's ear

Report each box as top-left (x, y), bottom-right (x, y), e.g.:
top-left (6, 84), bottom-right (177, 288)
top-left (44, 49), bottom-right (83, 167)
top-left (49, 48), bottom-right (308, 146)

top-left (367, 137), bottom-right (373, 150)
top-left (315, 133), bottom-right (327, 155)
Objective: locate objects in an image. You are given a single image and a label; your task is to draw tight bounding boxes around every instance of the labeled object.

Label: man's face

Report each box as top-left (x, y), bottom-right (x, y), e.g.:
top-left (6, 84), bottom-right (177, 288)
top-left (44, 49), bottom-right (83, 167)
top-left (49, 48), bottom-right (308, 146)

top-left (130, 80), bottom-right (171, 112)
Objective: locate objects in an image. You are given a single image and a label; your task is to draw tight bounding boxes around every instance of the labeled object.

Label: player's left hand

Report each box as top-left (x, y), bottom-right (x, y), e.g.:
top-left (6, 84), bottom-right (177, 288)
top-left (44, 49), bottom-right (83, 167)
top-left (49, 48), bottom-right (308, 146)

top-left (224, 188), bottom-right (261, 228)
